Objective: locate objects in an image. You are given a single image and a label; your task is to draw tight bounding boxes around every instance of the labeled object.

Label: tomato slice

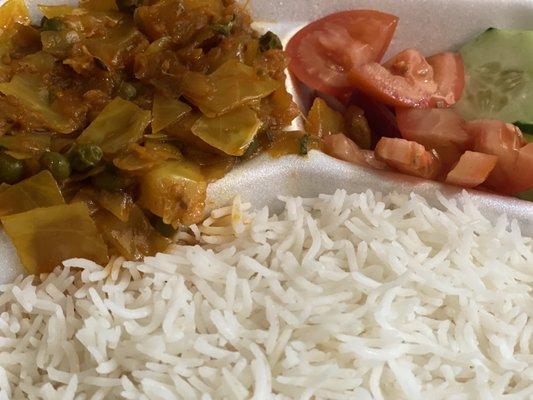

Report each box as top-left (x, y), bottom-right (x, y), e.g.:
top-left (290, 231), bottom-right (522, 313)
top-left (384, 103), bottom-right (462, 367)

top-left (445, 151), bottom-right (498, 188)
top-left (467, 119), bottom-right (531, 194)
top-left (427, 52), bottom-right (465, 107)
top-left (349, 49), bottom-right (437, 108)
top-left (286, 10), bottom-right (398, 98)
top-left (323, 133), bottom-right (387, 169)
top-left (375, 137), bottom-right (441, 179)
top-left (396, 108), bottom-right (471, 167)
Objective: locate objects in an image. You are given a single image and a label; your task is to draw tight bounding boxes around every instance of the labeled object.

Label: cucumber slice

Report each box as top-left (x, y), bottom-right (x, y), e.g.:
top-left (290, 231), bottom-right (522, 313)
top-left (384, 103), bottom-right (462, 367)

top-left (455, 28), bottom-right (533, 124)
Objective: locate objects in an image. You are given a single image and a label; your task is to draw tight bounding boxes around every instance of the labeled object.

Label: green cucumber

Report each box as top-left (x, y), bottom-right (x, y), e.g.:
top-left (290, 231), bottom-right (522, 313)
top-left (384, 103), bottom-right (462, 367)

top-left (456, 28), bottom-right (533, 125)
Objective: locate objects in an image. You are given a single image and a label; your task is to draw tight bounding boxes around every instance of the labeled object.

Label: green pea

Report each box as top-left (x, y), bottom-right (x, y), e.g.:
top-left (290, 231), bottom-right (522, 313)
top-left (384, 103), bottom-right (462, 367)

top-left (0, 153), bottom-right (24, 184)
top-left (91, 170), bottom-right (129, 192)
top-left (40, 16), bottom-right (65, 31)
top-left (117, 82), bottom-right (137, 100)
top-left (40, 151), bottom-right (71, 181)
top-left (259, 31), bottom-right (283, 52)
top-left (69, 144), bottom-right (103, 173)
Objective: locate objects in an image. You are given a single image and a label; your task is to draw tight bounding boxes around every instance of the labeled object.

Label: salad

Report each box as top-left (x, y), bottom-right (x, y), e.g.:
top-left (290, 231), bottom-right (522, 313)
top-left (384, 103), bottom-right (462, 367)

top-left (286, 10), bottom-right (533, 198)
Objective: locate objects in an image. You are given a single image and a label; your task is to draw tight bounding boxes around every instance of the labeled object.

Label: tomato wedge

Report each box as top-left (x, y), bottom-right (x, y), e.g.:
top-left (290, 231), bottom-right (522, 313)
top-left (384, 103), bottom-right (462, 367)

top-left (445, 151), bottom-right (498, 188)
top-left (323, 133), bottom-right (387, 169)
top-left (349, 49), bottom-right (437, 108)
top-left (286, 10), bottom-right (398, 98)
top-left (467, 119), bottom-right (531, 194)
top-left (375, 137), bottom-right (441, 179)
top-left (427, 52), bottom-right (465, 107)
top-left (396, 108), bottom-right (471, 167)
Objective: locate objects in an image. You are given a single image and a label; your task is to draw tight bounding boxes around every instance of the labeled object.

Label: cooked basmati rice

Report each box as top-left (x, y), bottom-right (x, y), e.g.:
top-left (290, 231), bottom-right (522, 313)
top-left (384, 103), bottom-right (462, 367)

top-left (0, 190), bottom-right (532, 399)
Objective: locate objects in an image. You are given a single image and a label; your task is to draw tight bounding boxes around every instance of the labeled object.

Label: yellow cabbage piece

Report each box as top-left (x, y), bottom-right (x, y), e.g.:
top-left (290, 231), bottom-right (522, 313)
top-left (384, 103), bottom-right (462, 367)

top-left (191, 107), bottom-right (261, 156)
top-left (182, 0), bottom-right (222, 17)
top-left (77, 97), bottom-right (151, 154)
top-left (0, 74), bottom-right (76, 133)
top-left (1, 202), bottom-right (108, 273)
top-left (305, 97), bottom-right (345, 139)
top-left (113, 141), bottom-right (183, 172)
top-left (138, 160), bottom-right (206, 227)
top-left (79, 0), bottom-right (118, 12)
top-left (183, 59), bottom-right (279, 117)
top-left (152, 93), bottom-right (191, 133)
top-left (0, 0), bottom-right (29, 34)
top-left (37, 4), bottom-right (76, 18)
top-left (0, 133), bottom-right (50, 155)
top-left (0, 170), bottom-right (64, 217)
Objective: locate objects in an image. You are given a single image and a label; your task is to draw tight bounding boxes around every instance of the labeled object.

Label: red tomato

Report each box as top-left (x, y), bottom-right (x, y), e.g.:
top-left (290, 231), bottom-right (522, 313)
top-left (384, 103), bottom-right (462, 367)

top-left (467, 119), bottom-right (531, 194)
top-left (396, 108), bottom-right (471, 167)
top-left (323, 134), bottom-right (387, 169)
top-left (375, 137), bottom-right (441, 179)
top-left (445, 151), bottom-right (498, 188)
top-left (286, 10), bottom-right (398, 98)
top-left (349, 49), bottom-right (437, 108)
top-left (427, 52), bottom-right (465, 107)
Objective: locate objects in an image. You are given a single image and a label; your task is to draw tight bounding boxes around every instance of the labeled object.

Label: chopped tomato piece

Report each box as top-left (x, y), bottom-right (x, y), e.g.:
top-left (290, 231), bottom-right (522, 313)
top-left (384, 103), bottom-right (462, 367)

top-left (375, 137), bottom-right (441, 179)
top-left (445, 151), bottom-right (498, 188)
top-left (427, 52), bottom-right (465, 107)
top-left (396, 108), bottom-right (471, 167)
top-left (349, 49), bottom-right (437, 108)
top-left (323, 133), bottom-right (387, 169)
top-left (286, 10), bottom-right (398, 98)
top-left (467, 119), bottom-right (531, 194)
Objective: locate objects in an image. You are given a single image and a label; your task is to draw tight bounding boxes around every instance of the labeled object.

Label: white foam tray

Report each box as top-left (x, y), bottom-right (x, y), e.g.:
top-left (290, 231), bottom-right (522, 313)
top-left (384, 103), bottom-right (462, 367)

top-left (1, 0), bottom-right (532, 283)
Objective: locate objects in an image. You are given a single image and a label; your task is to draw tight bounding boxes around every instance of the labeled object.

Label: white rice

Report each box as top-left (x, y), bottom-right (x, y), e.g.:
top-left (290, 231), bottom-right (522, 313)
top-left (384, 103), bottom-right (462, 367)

top-left (0, 189), bottom-right (532, 399)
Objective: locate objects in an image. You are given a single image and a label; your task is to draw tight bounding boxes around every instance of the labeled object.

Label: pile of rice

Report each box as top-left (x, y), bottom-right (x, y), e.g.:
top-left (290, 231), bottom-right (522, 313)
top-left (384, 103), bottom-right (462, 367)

top-left (0, 190), bottom-right (532, 399)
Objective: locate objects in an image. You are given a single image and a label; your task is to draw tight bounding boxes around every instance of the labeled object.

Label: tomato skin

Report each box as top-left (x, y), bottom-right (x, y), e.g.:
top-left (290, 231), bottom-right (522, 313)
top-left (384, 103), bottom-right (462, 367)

top-left (375, 137), bottom-right (441, 179)
top-left (445, 151), bottom-right (498, 188)
top-left (286, 10), bottom-right (398, 98)
top-left (349, 49), bottom-right (437, 108)
top-left (467, 119), bottom-right (531, 194)
top-left (323, 133), bottom-right (387, 169)
top-left (396, 108), bottom-right (471, 168)
top-left (427, 52), bottom-right (465, 107)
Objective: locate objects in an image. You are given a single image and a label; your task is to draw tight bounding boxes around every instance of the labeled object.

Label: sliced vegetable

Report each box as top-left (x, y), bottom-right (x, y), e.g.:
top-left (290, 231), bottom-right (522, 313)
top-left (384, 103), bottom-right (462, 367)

top-left (0, 133), bottom-right (51, 156)
top-left (152, 93), bottom-right (192, 133)
top-left (1, 202), bottom-right (108, 273)
top-left (344, 105), bottom-right (372, 149)
top-left (40, 151), bottom-right (71, 181)
top-left (456, 28), bottom-right (533, 124)
top-left (286, 10), bottom-right (398, 98)
top-left (0, 74), bottom-right (76, 133)
top-left (183, 59), bottom-right (278, 117)
top-left (68, 143), bottom-right (103, 173)
top-left (323, 133), bottom-right (386, 170)
top-left (427, 52), bottom-right (465, 107)
top-left (0, 170), bottom-right (64, 216)
top-left (375, 137), bottom-right (441, 179)
top-left (77, 97), bottom-right (151, 154)
top-left (97, 190), bottom-right (134, 222)
top-left (79, 0), bottom-right (118, 12)
top-left (113, 142), bottom-right (183, 172)
top-left (37, 5), bottom-right (75, 19)
top-left (349, 49), bottom-right (437, 108)
top-left (0, 152), bottom-right (24, 184)
top-left (304, 97), bottom-right (345, 138)
top-left (94, 206), bottom-right (171, 260)
top-left (445, 151), bottom-right (498, 188)
top-left (396, 108), bottom-right (470, 167)
top-left (138, 160), bottom-right (207, 227)
top-left (0, 0), bottom-right (30, 33)
top-left (191, 107), bottom-right (261, 156)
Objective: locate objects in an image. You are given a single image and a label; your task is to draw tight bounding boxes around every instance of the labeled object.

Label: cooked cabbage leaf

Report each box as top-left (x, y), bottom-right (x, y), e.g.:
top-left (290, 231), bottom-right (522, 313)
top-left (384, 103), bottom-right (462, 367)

top-left (152, 93), bottom-right (191, 133)
top-left (138, 160), bottom-right (206, 227)
top-left (1, 202), bottom-right (108, 273)
top-left (191, 107), bottom-right (260, 156)
top-left (79, 0), bottom-right (118, 11)
top-left (0, 74), bottom-right (77, 133)
top-left (37, 4), bottom-right (76, 18)
top-left (0, 133), bottom-right (51, 156)
top-left (0, 0), bottom-right (29, 34)
top-left (97, 190), bottom-right (133, 222)
top-left (113, 141), bottom-right (183, 172)
top-left (77, 97), bottom-right (151, 154)
top-left (0, 170), bottom-right (64, 216)
top-left (183, 59), bottom-right (279, 117)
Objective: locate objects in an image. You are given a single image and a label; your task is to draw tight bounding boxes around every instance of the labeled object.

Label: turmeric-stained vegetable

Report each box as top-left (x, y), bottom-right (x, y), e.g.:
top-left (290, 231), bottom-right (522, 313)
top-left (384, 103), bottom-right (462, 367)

top-left (37, 5), bottom-right (76, 19)
top-left (0, 152), bottom-right (24, 184)
top-left (0, 74), bottom-right (76, 133)
top-left (94, 206), bottom-right (170, 260)
top-left (152, 93), bottom-right (191, 133)
top-left (0, 0), bottom-right (29, 33)
top-left (305, 97), bottom-right (345, 138)
top-left (344, 105), bottom-right (372, 149)
top-left (138, 160), bottom-right (206, 227)
top-left (113, 141), bottom-right (182, 172)
top-left (1, 202), bottom-right (108, 273)
top-left (191, 107), bottom-right (261, 156)
top-left (0, 170), bottom-right (64, 216)
top-left (97, 190), bottom-right (134, 221)
top-left (183, 59), bottom-right (279, 117)
top-left (79, 0), bottom-right (118, 12)
top-left (77, 97), bottom-right (151, 154)
top-left (0, 133), bottom-right (50, 156)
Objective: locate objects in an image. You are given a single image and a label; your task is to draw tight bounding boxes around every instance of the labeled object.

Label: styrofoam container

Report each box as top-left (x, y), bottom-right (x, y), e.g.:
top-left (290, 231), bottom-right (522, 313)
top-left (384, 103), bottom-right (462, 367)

top-left (1, 0), bottom-right (532, 283)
